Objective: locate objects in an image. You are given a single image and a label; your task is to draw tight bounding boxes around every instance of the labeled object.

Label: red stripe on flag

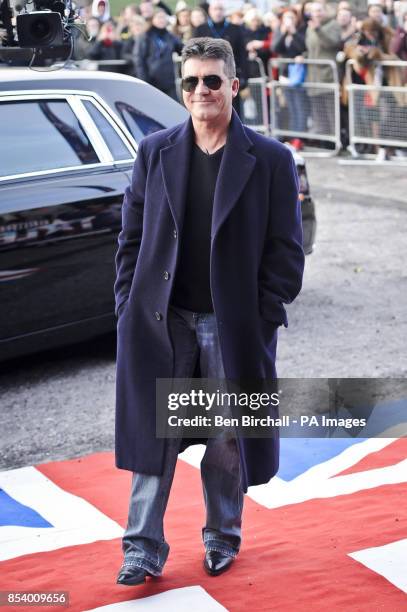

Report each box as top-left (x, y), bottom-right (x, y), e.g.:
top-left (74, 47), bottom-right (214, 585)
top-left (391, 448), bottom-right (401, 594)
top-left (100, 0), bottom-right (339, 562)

top-left (335, 438), bottom-right (407, 477)
top-left (0, 451), bottom-right (405, 611)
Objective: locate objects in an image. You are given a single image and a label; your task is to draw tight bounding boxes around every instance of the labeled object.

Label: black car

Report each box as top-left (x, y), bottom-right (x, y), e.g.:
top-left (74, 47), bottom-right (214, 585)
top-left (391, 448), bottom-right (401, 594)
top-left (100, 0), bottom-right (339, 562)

top-left (0, 69), bottom-right (316, 361)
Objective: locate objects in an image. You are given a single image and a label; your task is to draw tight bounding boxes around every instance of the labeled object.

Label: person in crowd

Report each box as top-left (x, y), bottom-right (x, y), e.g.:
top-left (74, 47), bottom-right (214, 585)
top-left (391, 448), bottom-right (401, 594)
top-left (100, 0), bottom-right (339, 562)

top-left (191, 6), bottom-right (208, 29)
top-left (229, 10), bottom-right (245, 26)
top-left (337, 6), bottom-right (358, 43)
top-left (344, 16), bottom-right (403, 159)
top-left (134, 8), bottom-right (183, 99)
top-left (337, 0), bottom-right (352, 10)
top-left (198, 0), bottom-right (210, 14)
top-left (172, 2), bottom-right (194, 42)
top-left (72, 16), bottom-right (101, 60)
top-left (367, 0), bottom-right (389, 25)
top-left (154, 0), bottom-right (173, 16)
top-left (383, 0), bottom-right (398, 28)
top-left (394, 1), bottom-right (407, 28)
top-left (243, 8), bottom-right (270, 75)
top-left (390, 5), bottom-right (407, 67)
top-left (272, 9), bottom-right (307, 64)
top-left (138, 0), bottom-right (172, 25)
top-left (390, 4), bottom-right (407, 85)
top-left (244, 8), bottom-right (271, 45)
top-left (299, 0), bottom-right (315, 26)
top-left (119, 4), bottom-right (140, 41)
top-left (262, 10), bottom-right (283, 35)
top-left (245, 10), bottom-right (281, 73)
top-left (272, 8), bottom-right (308, 150)
top-left (121, 16), bottom-right (147, 75)
top-left (139, 0), bottom-right (154, 23)
top-left (87, 20), bottom-right (123, 61)
top-left (91, 0), bottom-right (111, 23)
top-left (300, 1), bottom-right (342, 137)
top-left (336, 6), bottom-right (358, 147)
top-left (338, 0), bottom-right (367, 19)
top-left (193, 0), bottom-right (250, 114)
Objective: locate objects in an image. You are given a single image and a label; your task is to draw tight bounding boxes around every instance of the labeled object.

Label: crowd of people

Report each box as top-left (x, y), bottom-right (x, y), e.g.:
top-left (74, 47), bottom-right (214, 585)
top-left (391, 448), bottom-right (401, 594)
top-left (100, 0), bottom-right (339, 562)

top-left (71, 0), bottom-right (407, 154)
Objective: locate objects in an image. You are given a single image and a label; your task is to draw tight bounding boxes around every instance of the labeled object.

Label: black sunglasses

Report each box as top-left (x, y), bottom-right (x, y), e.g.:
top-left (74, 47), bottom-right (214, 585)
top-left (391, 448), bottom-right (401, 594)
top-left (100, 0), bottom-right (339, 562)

top-left (181, 74), bottom-right (225, 92)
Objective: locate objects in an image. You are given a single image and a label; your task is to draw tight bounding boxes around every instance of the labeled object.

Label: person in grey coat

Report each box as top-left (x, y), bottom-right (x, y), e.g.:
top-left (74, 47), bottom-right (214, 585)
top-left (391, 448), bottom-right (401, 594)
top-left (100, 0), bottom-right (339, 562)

top-left (302, 2), bottom-right (342, 136)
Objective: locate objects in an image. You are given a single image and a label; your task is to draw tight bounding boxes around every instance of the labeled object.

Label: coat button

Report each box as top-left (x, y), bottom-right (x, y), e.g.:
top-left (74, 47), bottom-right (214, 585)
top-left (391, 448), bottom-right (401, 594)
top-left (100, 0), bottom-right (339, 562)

top-left (155, 311), bottom-right (162, 321)
top-left (163, 271), bottom-right (170, 281)
top-left (173, 229), bottom-right (177, 239)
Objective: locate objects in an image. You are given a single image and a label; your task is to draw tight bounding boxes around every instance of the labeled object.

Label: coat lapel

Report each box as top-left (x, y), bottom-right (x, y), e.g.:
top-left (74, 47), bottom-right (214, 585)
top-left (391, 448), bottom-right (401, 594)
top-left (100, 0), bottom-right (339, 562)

top-left (212, 109), bottom-right (256, 242)
top-left (160, 118), bottom-right (193, 233)
top-left (160, 109), bottom-right (256, 239)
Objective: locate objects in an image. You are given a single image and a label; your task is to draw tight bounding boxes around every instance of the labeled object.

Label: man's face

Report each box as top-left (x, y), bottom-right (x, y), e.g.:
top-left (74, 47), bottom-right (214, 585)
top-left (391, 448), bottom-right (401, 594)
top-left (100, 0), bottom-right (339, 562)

top-left (368, 5), bottom-right (384, 22)
top-left (87, 18), bottom-right (100, 38)
top-left (97, 1), bottom-right (106, 17)
top-left (311, 2), bottom-right (325, 21)
top-left (139, 1), bottom-right (153, 19)
top-left (208, 2), bottom-right (225, 23)
top-left (182, 58), bottom-right (239, 124)
top-left (152, 10), bottom-right (168, 28)
top-left (337, 8), bottom-right (352, 26)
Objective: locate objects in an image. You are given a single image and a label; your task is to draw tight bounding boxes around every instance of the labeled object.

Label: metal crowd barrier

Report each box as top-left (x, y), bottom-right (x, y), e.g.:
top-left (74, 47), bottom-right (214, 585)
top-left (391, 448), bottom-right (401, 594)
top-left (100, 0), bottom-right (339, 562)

top-left (75, 54), bottom-right (407, 164)
top-left (240, 57), bottom-right (269, 134)
top-left (268, 58), bottom-right (341, 157)
top-left (345, 59), bottom-right (407, 159)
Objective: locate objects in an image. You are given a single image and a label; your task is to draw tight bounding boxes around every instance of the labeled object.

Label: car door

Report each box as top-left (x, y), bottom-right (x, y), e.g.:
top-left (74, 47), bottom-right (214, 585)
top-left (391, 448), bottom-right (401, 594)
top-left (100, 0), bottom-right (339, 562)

top-left (0, 93), bottom-right (134, 344)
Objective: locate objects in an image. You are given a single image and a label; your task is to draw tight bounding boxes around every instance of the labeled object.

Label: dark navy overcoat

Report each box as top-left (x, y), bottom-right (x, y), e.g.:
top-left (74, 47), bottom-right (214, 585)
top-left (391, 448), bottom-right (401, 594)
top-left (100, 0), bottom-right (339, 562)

top-left (114, 109), bottom-right (304, 491)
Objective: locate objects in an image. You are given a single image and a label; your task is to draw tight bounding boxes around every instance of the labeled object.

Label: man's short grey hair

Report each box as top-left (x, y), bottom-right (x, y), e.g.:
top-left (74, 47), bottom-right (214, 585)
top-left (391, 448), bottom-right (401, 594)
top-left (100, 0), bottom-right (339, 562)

top-left (181, 37), bottom-right (236, 79)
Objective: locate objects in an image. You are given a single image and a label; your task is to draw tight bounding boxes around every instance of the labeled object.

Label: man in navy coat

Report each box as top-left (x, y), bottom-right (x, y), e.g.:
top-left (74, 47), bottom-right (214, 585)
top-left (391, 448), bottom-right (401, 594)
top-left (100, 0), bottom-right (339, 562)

top-left (114, 37), bottom-right (304, 585)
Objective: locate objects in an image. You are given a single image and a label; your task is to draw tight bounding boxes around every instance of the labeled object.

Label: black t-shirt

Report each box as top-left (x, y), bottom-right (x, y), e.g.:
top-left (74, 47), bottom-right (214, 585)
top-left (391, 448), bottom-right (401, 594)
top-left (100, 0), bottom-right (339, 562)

top-left (171, 142), bottom-right (224, 313)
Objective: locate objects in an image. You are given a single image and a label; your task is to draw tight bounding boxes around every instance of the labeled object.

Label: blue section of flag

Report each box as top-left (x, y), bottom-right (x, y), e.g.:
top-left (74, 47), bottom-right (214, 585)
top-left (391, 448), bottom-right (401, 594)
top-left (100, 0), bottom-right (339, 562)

top-left (278, 438), bottom-right (367, 481)
top-left (0, 489), bottom-right (53, 528)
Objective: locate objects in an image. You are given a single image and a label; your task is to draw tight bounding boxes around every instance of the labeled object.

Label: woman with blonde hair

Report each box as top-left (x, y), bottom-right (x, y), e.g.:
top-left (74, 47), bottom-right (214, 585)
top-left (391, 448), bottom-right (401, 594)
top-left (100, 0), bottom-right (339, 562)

top-left (171, 3), bottom-right (193, 42)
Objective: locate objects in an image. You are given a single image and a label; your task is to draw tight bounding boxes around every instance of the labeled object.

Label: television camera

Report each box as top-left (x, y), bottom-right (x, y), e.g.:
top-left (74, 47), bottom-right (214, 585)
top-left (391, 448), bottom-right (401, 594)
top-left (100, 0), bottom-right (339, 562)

top-left (0, 0), bottom-right (78, 63)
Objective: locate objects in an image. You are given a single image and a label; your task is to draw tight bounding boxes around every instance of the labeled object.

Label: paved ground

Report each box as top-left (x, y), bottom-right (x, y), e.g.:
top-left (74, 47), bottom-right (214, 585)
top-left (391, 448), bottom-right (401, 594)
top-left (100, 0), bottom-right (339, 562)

top-left (0, 158), bottom-right (406, 469)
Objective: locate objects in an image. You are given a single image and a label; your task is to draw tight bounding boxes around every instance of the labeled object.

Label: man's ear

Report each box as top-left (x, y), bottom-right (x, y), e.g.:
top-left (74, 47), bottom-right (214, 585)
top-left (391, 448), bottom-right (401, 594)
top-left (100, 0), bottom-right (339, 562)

top-left (232, 77), bottom-right (240, 98)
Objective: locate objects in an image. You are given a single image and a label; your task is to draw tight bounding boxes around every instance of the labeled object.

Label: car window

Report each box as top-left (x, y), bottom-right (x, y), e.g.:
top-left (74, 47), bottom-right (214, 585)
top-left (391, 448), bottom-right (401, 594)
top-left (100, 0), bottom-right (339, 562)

top-left (115, 102), bottom-right (164, 142)
top-left (83, 100), bottom-right (132, 161)
top-left (0, 100), bottom-right (99, 178)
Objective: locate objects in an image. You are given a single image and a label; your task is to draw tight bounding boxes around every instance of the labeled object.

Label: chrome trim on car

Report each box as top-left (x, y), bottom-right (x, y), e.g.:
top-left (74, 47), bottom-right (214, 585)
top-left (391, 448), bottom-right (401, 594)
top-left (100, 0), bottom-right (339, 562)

top-left (0, 90), bottom-right (137, 182)
top-left (75, 95), bottom-right (137, 159)
top-left (0, 162), bottom-right (117, 183)
top-left (67, 95), bottom-right (113, 163)
top-left (0, 89), bottom-right (139, 152)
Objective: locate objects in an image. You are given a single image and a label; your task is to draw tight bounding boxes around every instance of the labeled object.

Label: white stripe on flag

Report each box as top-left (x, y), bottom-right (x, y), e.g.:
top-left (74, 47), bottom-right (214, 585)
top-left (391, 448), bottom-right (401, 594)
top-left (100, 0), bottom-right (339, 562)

top-left (349, 538), bottom-right (407, 594)
top-left (179, 439), bottom-right (407, 509)
top-left (0, 466), bottom-right (123, 561)
top-left (85, 586), bottom-right (228, 611)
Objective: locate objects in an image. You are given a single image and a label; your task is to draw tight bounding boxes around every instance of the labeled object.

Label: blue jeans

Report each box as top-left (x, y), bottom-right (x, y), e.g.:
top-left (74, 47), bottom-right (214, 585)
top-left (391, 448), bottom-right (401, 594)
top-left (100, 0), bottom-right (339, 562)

top-left (121, 306), bottom-right (244, 575)
top-left (285, 86), bottom-right (308, 134)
